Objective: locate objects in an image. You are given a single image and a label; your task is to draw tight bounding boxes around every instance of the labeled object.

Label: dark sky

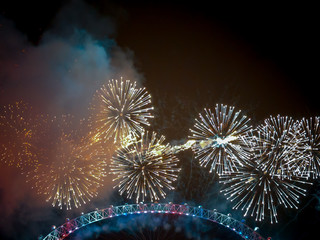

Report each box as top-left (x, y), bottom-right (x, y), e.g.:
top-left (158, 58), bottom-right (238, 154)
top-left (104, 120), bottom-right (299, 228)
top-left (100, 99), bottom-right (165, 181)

top-left (0, 0), bottom-right (319, 240)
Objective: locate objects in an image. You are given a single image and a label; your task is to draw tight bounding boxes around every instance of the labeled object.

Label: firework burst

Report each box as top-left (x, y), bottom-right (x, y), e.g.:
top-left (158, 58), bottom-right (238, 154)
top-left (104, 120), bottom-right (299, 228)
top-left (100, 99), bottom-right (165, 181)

top-left (189, 104), bottom-right (252, 175)
top-left (89, 78), bottom-right (154, 144)
top-left (0, 101), bottom-right (39, 169)
top-left (26, 115), bottom-right (108, 210)
top-left (254, 115), bottom-right (308, 178)
top-left (110, 131), bottom-right (181, 203)
top-left (297, 117), bottom-right (320, 178)
top-left (220, 161), bottom-right (310, 224)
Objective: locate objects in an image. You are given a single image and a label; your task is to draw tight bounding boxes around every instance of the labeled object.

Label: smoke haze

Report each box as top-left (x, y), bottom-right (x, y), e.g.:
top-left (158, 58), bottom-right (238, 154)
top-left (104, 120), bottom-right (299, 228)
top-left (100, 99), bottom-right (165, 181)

top-left (0, 1), bottom-right (143, 239)
top-left (0, 0), bottom-right (144, 119)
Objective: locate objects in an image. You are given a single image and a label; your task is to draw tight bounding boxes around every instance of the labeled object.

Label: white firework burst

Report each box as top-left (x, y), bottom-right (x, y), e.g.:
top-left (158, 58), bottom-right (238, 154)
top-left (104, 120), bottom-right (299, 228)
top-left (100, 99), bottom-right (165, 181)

top-left (189, 104), bottom-right (252, 175)
top-left (254, 115), bottom-right (308, 178)
top-left (296, 117), bottom-right (320, 178)
top-left (110, 131), bottom-right (180, 203)
top-left (220, 161), bottom-right (310, 224)
top-left (89, 78), bottom-right (154, 144)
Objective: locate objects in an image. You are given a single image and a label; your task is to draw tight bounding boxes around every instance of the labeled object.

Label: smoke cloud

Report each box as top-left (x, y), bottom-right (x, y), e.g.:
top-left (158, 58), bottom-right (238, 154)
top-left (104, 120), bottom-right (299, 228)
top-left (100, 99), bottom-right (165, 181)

top-left (0, 0), bottom-right (143, 119)
top-left (0, 0), bottom-right (143, 239)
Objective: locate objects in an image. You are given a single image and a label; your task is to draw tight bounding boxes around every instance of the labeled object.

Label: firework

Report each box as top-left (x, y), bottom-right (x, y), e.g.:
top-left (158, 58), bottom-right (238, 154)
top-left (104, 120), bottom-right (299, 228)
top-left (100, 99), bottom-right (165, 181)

top-left (26, 115), bottom-right (108, 210)
top-left (254, 115), bottom-right (307, 178)
top-left (89, 78), bottom-right (154, 144)
top-left (220, 161), bottom-right (310, 224)
top-left (110, 131), bottom-right (180, 203)
top-left (0, 101), bottom-right (39, 168)
top-left (171, 140), bottom-right (196, 154)
top-left (297, 117), bottom-right (320, 178)
top-left (189, 104), bottom-right (252, 175)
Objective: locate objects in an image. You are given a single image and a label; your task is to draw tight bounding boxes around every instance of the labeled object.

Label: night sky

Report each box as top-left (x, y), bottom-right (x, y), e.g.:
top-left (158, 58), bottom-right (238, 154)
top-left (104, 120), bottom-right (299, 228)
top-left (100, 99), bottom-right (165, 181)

top-left (0, 1), bottom-right (319, 240)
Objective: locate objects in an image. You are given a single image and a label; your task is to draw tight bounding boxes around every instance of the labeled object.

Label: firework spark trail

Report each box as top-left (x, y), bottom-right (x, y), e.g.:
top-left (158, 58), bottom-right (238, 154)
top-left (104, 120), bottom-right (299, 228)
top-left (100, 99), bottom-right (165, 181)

top-left (297, 117), bottom-right (320, 178)
top-left (219, 161), bottom-right (311, 224)
top-left (26, 115), bottom-right (109, 210)
top-left (254, 115), bottom-right (308, 178)
top-left (110, 131), bottom-right (181, 203)
top-left (89, 78), bottom-right (154, 144)
top-left (170, 140), bottom-right (196, 154)
top-left (0, 101), bottom-right (40, 169)
top-left (189, 104), bottom-right (252, 175)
